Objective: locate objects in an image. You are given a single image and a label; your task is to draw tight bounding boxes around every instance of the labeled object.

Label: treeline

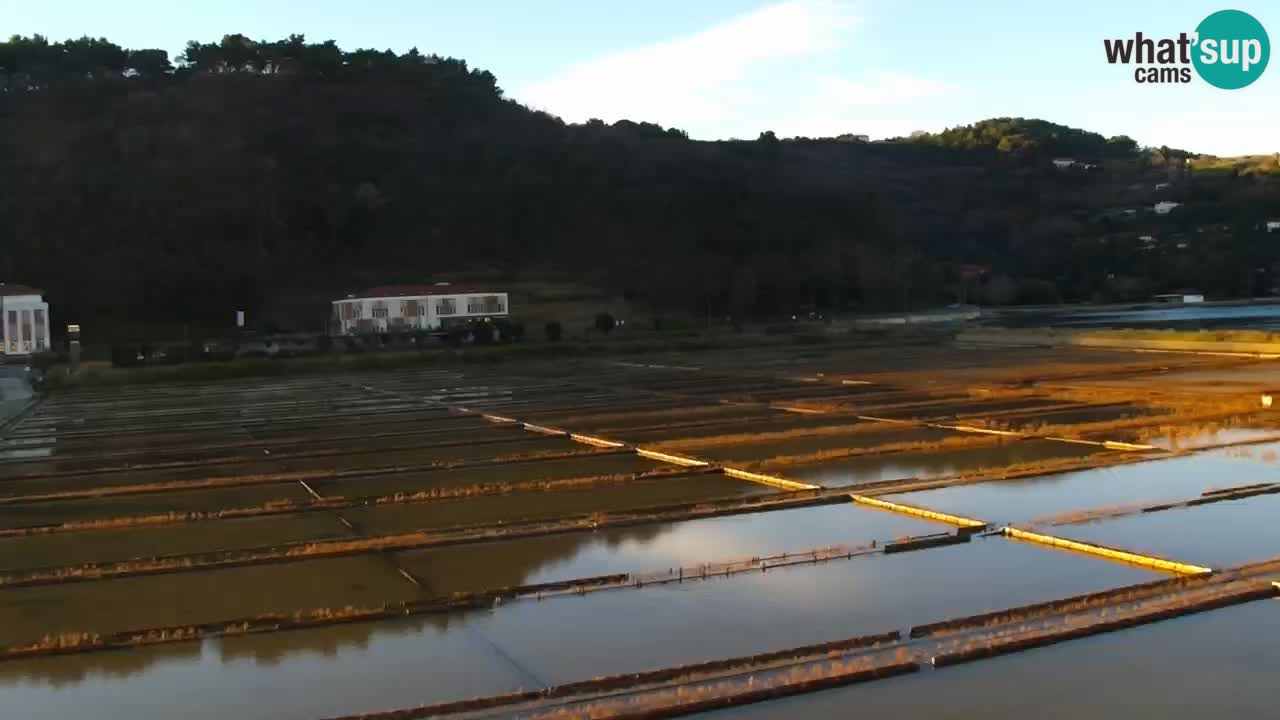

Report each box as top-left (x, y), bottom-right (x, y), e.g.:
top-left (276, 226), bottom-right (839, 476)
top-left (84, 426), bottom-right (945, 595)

top-left (2, 33), bottom-right (1279, 340)
top-left (904, 118), bottom-right (1140, 160)
top-left (0, 33), bottom-right (496, 88)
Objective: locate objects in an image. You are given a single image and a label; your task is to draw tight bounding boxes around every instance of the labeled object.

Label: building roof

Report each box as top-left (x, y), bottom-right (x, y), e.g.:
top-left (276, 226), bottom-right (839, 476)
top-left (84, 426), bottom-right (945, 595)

top-left (345, 284), bottom-right (502, 299)
top-left (0, 283), bottom-right (43, 297)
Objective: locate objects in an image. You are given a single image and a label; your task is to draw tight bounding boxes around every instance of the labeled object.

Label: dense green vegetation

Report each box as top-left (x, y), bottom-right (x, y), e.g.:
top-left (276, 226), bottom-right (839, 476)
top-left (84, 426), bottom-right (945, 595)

top-left (2, 34), bottom-right (1279, 341)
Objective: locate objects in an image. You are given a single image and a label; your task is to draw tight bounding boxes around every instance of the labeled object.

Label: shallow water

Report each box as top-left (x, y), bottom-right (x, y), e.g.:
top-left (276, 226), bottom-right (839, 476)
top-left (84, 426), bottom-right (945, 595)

top-left (887, 447), bottom-right (1280, 526)
top-left (719, 600), bottom-right (1280, 719)
top-left (0, 436), bottom-right (581, 500)
top-left (787, 440), bottom-right (1101, 487)
top-left (1058, 492), bottom-right (1280, 569)
top-left (0, 513), bottom-right (353, 572)
top-left (392, 502), bottom-right (949, 594)
top-left (0, 555), bottom-right (417, 647)
top-left (343, 473), bottom-right (764, 535)
top-left (311, 451), bottom-right (662, 498)
top-left (695, 426), bottom-right (958, 463)
top-left (0, 538), bottom-right (1155, 719)
top-left (0, 483), bottom-right (314, 529)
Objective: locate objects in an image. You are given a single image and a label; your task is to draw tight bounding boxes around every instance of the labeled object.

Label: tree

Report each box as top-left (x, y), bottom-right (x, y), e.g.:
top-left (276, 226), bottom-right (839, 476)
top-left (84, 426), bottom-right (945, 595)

top-left (545, 321), bottom-right (564, 342)
top-left (594, 312), bottom-right (616, 334)
top-left (127, 49), bottom-right (171, 77)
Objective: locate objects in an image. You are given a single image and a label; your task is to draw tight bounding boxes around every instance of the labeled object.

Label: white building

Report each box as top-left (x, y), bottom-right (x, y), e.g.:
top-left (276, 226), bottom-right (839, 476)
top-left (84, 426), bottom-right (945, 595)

top-left (1052, 158), bottom-right (1076, 169)
top-left (0, 284), bottom-right (51, 357)
top-left (1266, 220), bottom-right (1280, 233)
top-left (1153, 201), bottom-right (1182, 215)
top-left (331, 284), bottom-right (508, 335)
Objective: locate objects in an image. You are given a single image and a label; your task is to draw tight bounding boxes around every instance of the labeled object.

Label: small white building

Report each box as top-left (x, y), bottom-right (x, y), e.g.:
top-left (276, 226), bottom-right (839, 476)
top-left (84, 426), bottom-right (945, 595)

top-left (1052, 158), bottom-right (1076, 169)
top-left (1266, 220), bottom-right (1280, 233)
top-left (1153, 201), bottom-right (1182, 215)
top-left (1153, 293), bottom-right (1204, 304)
top-left (331, 284), bottom-right (508, 335)
top-left (0, 284), bottom-right (51, 357)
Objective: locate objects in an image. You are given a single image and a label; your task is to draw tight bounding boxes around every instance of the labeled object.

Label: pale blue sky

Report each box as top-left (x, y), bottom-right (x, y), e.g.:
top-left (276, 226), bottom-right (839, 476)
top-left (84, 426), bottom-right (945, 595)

top-left (3, 0), bottom-right (1276, 154)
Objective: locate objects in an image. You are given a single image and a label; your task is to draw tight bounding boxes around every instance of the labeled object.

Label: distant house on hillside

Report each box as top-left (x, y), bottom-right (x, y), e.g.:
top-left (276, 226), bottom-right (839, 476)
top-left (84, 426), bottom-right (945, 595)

top-left (1153, 201), bottom-right (1182, 215)
top-left (1153, 293), bottom-right (1204, 304)
top-left (0, 284), bottom-right (50, 357)
top-left (331, 283), bottom-right (508, 336)
top-left (1267, 220), bottom-right (1280, 233)
top-left (1154, 182), bottom-right (1172, 190)
top-left (1051, 158), bottom-right (1076, 169)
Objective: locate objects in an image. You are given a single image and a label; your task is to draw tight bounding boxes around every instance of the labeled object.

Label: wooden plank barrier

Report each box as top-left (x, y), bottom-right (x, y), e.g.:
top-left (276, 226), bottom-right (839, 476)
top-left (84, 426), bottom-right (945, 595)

top-left (850, 495), bottom-right (988, 529)
top-left (723, 467), bottom-right (819, 491)
top-left (1002, 527), bottom-right (1212, 575)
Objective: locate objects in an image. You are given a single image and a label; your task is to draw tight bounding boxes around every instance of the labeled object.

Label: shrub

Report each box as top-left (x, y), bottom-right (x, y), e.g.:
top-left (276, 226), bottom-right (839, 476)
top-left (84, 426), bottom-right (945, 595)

top-left (545, 321), bottom-right (564, 342)
top-left (471, 321), bottom-right (495, 345)
top-left (594, 312), bottom-right (616, 334)
top-left (110, 345), bottom-right (141, 368)
top-left (444, 326), bottom-right (468, 348)
top-left (158, 346), bottom-right (187, 365)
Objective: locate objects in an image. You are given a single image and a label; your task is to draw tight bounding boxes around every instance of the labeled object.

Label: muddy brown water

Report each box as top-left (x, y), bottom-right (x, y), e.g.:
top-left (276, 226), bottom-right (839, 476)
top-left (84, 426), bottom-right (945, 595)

top-left (0, 437), bottom-right (582, 500)
top-left (340, 473), bottom-right (765, 536)
top-left (712, 600), bottom-right (1279, 720)
top-left (0, 484), bottom-right (314, 529)
top-left (0, 554), bottom-right (417, 648)
top-left (0, 538), bottom-right (1156, 719)
top-left (0, 425), bottom-right (532, 479)
top-left (0, 513), bottom-right (355, 572)
top-left (695, 427), bottom-right (961, 464)
top-left (310, 452), bottom-right (662, 498)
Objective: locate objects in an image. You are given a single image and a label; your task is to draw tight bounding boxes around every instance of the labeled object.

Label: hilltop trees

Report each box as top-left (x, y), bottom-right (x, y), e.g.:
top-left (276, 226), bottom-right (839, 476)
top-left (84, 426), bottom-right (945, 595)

top-left (2, 34), bottom-right (1278, 339)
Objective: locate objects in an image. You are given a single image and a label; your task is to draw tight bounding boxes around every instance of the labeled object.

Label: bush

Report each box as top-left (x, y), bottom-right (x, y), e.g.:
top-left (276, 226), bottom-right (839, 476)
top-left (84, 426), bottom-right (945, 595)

top-left (653, 317), bottom-right (664, 332)
top-left (545, 321), bottom-right (564, 342)
top-left (594, 312), bottom-right (616, 334)
top-left (110, 344), bottom-right (141, 368)
top-left (471, 321), bottom-right (495, 345)
top-left (158, 346), bottom-right (187, 365)
top-left (316, 335), bottom-right (333, 353)
top-left (443, 326), bottom-right (468, 348)
top-left (494, 319), bottom-right (525, 343)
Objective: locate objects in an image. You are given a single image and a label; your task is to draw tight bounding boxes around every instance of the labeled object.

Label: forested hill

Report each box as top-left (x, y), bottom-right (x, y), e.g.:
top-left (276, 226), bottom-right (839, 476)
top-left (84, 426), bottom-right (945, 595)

top-left (3, 34), bottom-right (1279, 337)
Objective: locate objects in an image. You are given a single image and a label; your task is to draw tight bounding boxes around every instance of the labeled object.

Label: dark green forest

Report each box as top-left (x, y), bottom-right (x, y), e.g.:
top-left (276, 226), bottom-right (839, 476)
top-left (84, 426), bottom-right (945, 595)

top-left (3, 34), bottom-right (1279, 337)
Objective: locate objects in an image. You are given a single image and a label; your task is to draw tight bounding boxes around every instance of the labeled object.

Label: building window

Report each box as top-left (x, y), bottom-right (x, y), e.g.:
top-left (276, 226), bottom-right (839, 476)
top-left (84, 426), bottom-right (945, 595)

top-left (372, 307), bottom-right (389, 319)
top-left (417, 306), bottom-right (426, 316)
top-left (436, 298), bottom-right (457, 315)
top-left (33, 310), bottom-right (46, 342)
top-left (466, 295), bottom-right (505, 314)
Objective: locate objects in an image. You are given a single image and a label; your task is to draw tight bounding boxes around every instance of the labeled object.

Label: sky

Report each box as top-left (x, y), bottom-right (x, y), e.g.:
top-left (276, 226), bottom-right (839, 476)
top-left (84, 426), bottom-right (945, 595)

top-left (3, 0), bottom-right (1277, 155)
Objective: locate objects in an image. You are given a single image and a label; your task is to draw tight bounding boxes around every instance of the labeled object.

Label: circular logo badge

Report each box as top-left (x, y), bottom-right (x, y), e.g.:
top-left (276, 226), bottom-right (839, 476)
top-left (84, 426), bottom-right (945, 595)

top-left (1193, 9), bottom-right (1270, 89)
